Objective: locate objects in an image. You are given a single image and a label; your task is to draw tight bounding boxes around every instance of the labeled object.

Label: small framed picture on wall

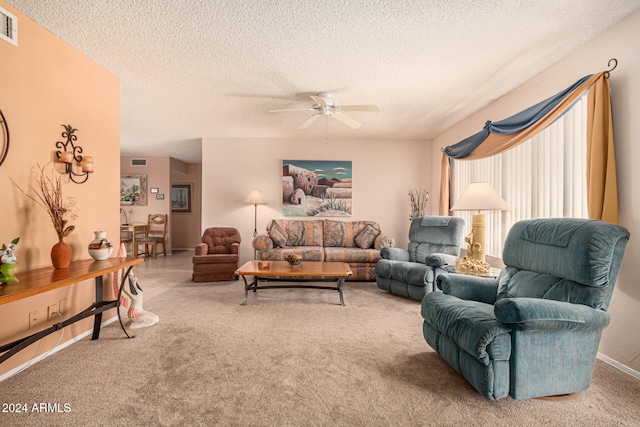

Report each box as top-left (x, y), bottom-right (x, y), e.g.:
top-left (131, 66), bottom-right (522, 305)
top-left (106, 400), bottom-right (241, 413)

top-left (171, 184), bottom-right (192, 213)
top-left (156, 193), bottom-right (164, 200)
top-left (150, 187), bottom-right (159, 194)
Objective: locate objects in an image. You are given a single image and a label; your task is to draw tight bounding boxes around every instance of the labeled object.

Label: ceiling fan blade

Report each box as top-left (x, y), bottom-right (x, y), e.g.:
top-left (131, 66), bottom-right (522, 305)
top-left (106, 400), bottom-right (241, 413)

top-left (332, 112), bottom-right (362, 129)
top-left (269, 108), bottom-right (315, 113)
top-left (339, 105), bottom-right (381, 112)
top-left (299, 114), bottom-right (320, 129)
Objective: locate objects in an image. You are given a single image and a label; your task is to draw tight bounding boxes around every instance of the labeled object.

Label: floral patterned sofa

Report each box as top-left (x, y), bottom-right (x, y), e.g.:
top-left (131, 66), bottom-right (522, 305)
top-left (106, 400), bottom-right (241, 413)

top-left (252, 219), bottom-right (395, 281)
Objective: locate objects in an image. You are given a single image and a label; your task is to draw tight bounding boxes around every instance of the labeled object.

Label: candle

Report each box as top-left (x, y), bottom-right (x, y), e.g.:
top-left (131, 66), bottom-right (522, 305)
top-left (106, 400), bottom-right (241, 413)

top-left (81, 156), bottom-right (94, 172)
top-left (59, 151), bottom-right (73, 163)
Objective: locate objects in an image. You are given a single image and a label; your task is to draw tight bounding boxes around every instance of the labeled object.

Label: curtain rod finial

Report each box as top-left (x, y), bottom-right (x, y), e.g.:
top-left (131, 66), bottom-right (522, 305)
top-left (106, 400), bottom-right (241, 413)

top-left (605, 58), bottom-right (618, 78)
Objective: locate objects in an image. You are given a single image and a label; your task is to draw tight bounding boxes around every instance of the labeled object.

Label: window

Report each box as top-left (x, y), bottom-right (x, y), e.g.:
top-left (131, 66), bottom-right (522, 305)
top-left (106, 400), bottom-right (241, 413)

top-left (0, 6), bottom-right (18, 46)
top-left (452, 95), bottom-right (589, 258)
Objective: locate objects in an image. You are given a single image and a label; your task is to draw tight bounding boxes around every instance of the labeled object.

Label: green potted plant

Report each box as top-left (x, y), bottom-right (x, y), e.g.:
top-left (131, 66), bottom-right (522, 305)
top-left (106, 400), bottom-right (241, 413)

top-left (0, 237), bottom-right (19, 284)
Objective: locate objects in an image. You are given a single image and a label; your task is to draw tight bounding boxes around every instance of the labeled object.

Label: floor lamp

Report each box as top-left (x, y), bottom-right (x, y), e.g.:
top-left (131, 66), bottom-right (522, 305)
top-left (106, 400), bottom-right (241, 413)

top-left (450, 182), bottom-right (509, 263)
top-left (243, 190), bottom-right (266, 259)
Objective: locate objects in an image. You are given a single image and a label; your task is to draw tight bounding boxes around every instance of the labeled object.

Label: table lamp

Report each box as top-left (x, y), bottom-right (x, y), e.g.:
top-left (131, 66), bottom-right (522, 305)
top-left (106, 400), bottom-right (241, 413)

top-left (450, 182), bottom-right (509, 263)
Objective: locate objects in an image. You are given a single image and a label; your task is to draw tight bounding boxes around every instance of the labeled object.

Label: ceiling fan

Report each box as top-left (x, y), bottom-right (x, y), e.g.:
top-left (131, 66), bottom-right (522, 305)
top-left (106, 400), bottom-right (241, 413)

top-left (269, 92), bottom-right (380, 129)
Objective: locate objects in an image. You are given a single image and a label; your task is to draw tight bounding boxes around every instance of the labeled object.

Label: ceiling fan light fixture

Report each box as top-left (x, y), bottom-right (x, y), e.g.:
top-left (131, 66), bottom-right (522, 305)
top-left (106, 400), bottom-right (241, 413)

top-left (270, 92), bottom-right (380, 130)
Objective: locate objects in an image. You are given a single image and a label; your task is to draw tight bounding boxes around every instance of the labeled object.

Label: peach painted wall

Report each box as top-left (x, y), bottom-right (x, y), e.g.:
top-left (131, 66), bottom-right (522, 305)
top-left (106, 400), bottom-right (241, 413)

top-left (201, 138), bottom-right (432, 266)
top-left (170, 158), bottom-right (202, 249)
top-left (0, 1), bottom-right (120, 377)
top-left (120, 156), bottom-right (172, 254)
top-left (431, 10), bottom-right (640, 374)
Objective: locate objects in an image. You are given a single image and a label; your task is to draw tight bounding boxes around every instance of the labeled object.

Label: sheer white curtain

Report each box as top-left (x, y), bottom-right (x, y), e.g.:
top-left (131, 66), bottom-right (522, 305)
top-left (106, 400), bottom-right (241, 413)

top-left (452, 95), bottom-right (589, 258)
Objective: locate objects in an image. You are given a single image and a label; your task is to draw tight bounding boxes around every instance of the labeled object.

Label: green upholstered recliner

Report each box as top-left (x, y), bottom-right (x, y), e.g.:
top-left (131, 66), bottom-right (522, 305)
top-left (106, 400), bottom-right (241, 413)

top-left (421, 218), bottom-right (630, 400)
top-left (376, 216), bottom-right (465, 300)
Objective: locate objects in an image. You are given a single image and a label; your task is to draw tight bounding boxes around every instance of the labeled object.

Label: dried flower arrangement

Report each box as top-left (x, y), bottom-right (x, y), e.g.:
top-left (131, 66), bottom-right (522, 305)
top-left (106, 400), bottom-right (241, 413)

top-left (408, 188), bottom-right (429, 221)
top-left (12, 163), bottom-right (77, 242)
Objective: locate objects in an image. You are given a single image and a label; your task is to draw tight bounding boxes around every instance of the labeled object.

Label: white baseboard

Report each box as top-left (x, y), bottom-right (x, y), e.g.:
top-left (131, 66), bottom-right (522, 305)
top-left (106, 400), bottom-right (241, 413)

top-left (597, 353), bottom-right (640, 380)
top-left (0, 317), bottom-right (118, 382)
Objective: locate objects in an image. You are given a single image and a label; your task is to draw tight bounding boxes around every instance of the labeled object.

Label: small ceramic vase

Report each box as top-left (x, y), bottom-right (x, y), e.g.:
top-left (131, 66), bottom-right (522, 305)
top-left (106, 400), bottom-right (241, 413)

top-left (51, 241), bottom-right (72, 268)
top-left (88, 231), bottom-right (113, 261)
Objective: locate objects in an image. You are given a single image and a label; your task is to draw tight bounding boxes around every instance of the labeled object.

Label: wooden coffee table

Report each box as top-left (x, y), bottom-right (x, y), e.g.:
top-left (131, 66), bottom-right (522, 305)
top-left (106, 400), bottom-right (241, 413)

top-left (235, 261), bottom-right (353, 306)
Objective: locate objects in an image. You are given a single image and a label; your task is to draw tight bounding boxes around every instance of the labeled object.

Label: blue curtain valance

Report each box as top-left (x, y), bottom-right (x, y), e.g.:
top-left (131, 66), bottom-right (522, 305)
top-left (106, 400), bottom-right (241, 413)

top-left (444, 75), bottom-right (592, 159)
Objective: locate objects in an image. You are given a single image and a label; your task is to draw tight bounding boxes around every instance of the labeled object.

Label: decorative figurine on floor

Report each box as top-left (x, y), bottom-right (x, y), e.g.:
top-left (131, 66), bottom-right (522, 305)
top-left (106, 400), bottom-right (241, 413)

top-left (112, 243), bottom-right (159, 329)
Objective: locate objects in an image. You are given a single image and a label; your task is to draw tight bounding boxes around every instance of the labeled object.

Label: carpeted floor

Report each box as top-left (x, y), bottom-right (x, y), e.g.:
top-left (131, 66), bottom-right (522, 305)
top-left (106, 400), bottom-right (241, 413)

top-left (1, 252), bottom-right (639, 426)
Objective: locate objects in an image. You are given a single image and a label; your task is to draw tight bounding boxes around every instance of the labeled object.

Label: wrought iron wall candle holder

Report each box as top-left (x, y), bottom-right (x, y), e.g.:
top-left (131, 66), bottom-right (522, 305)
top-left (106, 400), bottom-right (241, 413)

top-left (55, 124), bottom-right (94, 184)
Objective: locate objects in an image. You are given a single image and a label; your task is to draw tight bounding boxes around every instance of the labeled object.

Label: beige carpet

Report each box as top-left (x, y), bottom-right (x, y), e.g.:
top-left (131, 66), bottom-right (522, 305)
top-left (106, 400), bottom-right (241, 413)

top-left (2, 256), bottom-right (639, 426)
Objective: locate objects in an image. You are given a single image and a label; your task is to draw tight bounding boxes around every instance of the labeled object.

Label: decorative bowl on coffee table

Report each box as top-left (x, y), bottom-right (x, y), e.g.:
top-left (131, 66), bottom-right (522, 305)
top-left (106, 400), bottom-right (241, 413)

top-left (286, 254), bottom-right (302, 268)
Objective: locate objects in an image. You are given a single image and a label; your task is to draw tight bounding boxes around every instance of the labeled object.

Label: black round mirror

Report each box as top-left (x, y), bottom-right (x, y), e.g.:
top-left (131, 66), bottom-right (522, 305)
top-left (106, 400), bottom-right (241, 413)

top-left (0, 109), bottom-right (9, 167)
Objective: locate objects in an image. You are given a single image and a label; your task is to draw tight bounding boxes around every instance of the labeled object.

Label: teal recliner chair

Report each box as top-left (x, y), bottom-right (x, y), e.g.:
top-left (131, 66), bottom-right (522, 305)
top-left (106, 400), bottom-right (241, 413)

top-left (376, 216), bottom-right (465, 300)
top-left (421, 218), bottom-right (629, 400)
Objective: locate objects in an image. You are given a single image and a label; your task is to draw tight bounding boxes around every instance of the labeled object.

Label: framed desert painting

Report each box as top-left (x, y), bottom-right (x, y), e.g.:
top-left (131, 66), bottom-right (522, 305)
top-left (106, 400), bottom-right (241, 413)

top-left (120, 174), bottom-right (147, 206)
top-left (282, 160), bottom-right (352, 217)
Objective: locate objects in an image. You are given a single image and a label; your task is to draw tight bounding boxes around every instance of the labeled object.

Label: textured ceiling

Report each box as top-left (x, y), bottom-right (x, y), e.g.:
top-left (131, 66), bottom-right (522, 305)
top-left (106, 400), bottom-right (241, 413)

top-left (7, 0), bottom-right (640, 163)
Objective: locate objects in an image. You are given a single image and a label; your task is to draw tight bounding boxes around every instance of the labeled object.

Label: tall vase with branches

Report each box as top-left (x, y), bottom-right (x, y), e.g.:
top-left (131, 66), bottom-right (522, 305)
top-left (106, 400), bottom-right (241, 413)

top-left (13, 163), bottom-right (77, 268)
top-left (408, 188), bottom-right (429, 221)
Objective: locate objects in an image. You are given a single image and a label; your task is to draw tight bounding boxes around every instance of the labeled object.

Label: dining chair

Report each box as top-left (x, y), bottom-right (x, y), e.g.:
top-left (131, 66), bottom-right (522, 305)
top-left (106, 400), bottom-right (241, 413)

top-left (136, 214), bottom-right (168, 259)
top-left (120, 224), bottom-right (148, 257)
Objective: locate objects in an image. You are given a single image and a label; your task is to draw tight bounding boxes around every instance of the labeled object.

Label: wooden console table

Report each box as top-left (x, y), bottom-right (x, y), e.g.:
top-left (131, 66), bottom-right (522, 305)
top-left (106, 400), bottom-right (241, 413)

top-left (0, 257), bottom-right (143, 364)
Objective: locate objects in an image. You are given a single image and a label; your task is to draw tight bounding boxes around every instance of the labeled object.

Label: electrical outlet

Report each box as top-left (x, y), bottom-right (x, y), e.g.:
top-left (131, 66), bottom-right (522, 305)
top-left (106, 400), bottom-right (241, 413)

top-left (29, 311), bottom-right (40, 329)
top-left (47, 304), bottom-right (59, 321)
top-left (59, 299), bottom-right (68, 314)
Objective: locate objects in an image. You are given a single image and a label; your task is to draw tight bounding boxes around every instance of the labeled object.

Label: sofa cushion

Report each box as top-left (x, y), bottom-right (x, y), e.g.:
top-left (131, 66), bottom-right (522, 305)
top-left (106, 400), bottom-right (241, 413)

top-left (324, 220), bottom-right (380, 248)
top-left (270, 219), bottom-right (324, 247)
top-left (355, 224), bottom-right (381, 249)
top-left (193, 253), bottom-right (239, 264)
top-left (421, 292), bottom-right (512, 366)
top-left (269, 221), bottom-right (288, 248)
top-left (375, 259), bottom-right (430, 287)
top-left (503, 219), bottom-right (630, 291)
top-left (257, 246), bottom-right (325, 262)
top-left (201, 227), bottom-right (241, 254)
top-left (253, 234), bottom-right (274, 252)
top-left (324, 247), bottom-right (381, 263)
top-left (374, 234), bottom-right (395, 250)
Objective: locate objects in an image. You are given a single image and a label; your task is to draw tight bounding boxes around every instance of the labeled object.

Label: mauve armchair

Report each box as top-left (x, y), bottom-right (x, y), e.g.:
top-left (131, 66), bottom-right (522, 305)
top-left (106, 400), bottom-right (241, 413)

top-left (192, 227), bottom-right (241, 282)
top-left (421, 218), bottom-right (630, 400)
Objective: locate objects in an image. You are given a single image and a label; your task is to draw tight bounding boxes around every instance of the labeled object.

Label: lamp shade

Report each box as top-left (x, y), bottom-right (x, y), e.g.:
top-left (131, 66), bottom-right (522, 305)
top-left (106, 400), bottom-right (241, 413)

top-left (243, 190), bottom-right (266, 205)
top-left (451, 182), bottom-right (509, 212)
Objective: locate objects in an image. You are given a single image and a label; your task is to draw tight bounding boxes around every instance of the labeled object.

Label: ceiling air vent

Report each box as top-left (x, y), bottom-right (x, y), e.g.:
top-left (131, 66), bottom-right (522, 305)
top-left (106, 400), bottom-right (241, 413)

top-left (0, 6), bottom-right (17, 47)
top-left (131, 158), bottom-right (147, 166)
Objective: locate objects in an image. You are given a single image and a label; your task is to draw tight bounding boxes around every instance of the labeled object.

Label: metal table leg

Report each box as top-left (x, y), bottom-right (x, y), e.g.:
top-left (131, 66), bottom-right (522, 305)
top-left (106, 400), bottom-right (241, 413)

top-left (337, 277), bottom-right (346, 306)
top-left (241, 275), bottom-right (258, 305)
top-left (92, 265), bottom-right (135, 340)
top-left (91, 275), bottom-right (104, 340)
top-left (115, 266), bottom-right (135, 339)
